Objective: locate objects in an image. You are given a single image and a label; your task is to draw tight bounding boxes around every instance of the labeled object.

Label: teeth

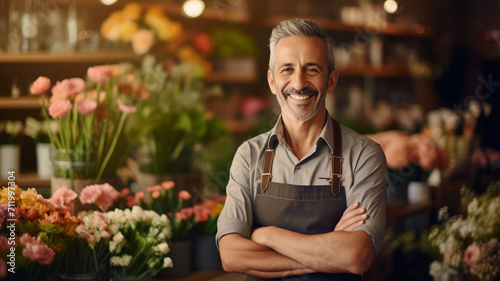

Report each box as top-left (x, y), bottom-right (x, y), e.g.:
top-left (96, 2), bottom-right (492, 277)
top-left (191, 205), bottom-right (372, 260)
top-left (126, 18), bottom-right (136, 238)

top-left (289, 94), bottom-right (312, 100)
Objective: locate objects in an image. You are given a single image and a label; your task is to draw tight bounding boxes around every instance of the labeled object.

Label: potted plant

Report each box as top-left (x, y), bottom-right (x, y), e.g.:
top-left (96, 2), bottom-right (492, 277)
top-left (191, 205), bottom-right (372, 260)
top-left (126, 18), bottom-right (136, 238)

top-left (0, 120), bottom-right (24, 179)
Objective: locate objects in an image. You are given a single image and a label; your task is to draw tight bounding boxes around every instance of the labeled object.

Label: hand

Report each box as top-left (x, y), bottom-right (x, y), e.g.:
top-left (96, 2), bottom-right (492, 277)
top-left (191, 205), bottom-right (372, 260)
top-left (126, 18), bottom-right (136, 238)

top-left (334, 202), bottom-right (368, 232)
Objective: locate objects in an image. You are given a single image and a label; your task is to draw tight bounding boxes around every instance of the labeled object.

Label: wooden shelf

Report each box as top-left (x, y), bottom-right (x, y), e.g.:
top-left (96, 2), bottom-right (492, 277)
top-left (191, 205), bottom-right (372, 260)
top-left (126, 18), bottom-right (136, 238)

top-left (1, 172), bottom-right (51, 189)
top-left (337, 65), bottom-right (410, 77)
top-left (221, 119), bottom-right (256, 133)
top-left (262, 16), bottom-right (434, 38)
top-left (0, 96), bottom-right (41, 109)
top-left (205, 72), bottom-right (258, 83)
top-left (0, 52), bottom-right (141, 63)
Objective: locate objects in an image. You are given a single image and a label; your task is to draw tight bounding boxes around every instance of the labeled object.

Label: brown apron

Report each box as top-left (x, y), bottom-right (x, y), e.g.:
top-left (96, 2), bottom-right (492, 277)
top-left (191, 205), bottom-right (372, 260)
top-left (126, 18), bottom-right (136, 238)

top-left (248, 120), bottom-right (362, 281)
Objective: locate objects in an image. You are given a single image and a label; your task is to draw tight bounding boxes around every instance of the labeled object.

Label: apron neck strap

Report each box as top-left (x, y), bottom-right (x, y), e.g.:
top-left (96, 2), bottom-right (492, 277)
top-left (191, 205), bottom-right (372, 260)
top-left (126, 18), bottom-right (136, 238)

top-left (330, 119), bottom-right (343, 196)
top-left (260, 119), bottom-right (343, 195)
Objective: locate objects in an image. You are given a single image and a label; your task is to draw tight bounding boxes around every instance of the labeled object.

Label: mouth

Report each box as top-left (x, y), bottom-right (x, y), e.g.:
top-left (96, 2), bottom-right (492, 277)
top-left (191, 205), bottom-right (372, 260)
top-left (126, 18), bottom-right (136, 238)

top-left (288, 94), bottom-right (314, 101)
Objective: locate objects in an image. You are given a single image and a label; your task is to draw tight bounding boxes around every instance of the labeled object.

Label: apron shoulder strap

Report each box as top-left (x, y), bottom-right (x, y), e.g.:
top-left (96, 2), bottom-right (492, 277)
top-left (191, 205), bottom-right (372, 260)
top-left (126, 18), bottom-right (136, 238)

top-left (330, 119), bottom-right (343, 196)
top-left (260, 149), bottom-right (275, 192)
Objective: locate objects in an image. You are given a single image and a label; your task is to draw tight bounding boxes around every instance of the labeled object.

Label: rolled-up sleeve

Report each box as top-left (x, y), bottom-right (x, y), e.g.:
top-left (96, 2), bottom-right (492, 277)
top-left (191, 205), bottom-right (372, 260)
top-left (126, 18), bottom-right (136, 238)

top-left (216, 142), bottom-right (254, 248)
top-left (348, 142), bottom-right (389, 256)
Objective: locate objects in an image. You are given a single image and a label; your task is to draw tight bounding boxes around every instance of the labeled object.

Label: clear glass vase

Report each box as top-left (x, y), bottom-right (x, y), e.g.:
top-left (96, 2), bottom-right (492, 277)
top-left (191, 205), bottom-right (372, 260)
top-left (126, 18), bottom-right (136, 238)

top-left (50, 148), bottom-right (96, 180)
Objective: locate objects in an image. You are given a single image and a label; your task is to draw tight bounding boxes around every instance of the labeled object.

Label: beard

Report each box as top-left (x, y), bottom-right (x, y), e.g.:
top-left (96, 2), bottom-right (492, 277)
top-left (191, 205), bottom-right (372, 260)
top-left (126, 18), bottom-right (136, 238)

top-left (275, 86), bottom-right (327, 122)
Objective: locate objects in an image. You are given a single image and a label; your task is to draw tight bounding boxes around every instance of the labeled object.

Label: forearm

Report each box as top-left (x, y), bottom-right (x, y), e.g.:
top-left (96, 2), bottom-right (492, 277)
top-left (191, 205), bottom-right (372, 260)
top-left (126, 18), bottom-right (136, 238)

top-left (219, 234), bottom-right (316, 278)
top-left (252, 227), bottom-right (374, 274)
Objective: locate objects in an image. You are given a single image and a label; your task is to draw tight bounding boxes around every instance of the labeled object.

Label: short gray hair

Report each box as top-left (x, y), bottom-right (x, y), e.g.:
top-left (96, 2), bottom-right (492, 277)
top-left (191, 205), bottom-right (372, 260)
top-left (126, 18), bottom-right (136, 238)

top-left (269, 18), bottom-right (335, 74)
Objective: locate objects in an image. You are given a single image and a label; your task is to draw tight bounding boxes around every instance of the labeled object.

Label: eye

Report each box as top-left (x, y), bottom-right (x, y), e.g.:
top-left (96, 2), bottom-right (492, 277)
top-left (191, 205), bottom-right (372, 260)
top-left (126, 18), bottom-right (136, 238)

top-left (307, 68), bottom-right (319, 73)
top-left (281, 67), bottom-right (293, 74)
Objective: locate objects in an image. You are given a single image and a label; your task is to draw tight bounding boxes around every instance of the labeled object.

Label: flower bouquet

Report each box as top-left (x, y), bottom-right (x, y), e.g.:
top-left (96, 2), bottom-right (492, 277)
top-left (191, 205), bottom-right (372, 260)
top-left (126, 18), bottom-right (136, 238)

top-left (367, 131), bottom-right (449, 186)
top-left (30, 64), bottom-right (138, 181)
top-left (125, 55), bottom-right (226, 176)
top-left (428, 180), bottom-right (500, 281)
top-left (105, 206), bottom-right (172, 279)
top-left (0, 186), bottom-right (81, 280)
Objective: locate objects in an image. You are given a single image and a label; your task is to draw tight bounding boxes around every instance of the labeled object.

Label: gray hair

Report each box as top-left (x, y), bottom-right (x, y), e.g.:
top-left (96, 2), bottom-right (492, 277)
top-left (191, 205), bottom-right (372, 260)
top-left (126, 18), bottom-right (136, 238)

top-left (269, 18), bottom-right (335, 75)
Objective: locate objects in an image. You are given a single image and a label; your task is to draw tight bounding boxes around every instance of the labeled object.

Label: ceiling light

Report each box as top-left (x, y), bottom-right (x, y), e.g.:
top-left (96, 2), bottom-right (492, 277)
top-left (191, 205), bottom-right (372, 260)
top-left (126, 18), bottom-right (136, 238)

top-left (383, 0), bottom-right (399, 14)
top-left (182, 0), bottom-right (205, 18)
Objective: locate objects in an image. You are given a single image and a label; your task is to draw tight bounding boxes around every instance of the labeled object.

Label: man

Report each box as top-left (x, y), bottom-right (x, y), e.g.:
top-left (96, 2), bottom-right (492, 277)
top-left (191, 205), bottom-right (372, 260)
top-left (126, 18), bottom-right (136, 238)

top-left (216, 18), bottom-right (389, 281)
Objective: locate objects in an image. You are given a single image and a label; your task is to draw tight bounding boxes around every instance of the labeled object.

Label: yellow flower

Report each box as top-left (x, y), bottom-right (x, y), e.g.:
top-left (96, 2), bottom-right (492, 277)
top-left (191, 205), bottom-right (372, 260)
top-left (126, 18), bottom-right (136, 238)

top-left (157, 21), bottom-right (183, 41)
top-left (122, 2), bottom-right (142, 21)
top-left (132, 29), bottom-right (155, 55)
top-left (119, 20), bottom-right (139, 42)
top-left (101, 19), bottom-right (122, 42)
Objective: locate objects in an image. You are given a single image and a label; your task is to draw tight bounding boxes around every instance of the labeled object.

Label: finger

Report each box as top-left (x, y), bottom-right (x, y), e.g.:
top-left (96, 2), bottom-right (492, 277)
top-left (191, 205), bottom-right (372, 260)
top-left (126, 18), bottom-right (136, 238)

top-left (335, 212), bottom-right (368, 231)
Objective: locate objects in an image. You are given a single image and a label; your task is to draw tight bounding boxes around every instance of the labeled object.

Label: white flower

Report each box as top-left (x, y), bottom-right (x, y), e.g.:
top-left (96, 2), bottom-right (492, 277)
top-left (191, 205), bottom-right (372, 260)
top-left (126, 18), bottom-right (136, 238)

top-left (113, 232), bottom-right (125, 244)
top-left (163, 257), bottom-right (173, 268)
top-left (156, 243), bottom-right (170, 255)
top-left (110, 255), bottom-right (132, 267)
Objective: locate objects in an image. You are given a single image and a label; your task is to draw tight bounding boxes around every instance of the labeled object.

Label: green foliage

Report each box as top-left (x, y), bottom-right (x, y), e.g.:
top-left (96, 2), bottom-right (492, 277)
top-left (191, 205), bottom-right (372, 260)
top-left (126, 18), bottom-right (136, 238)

top-left (211, 27), bottom-right (259, 58)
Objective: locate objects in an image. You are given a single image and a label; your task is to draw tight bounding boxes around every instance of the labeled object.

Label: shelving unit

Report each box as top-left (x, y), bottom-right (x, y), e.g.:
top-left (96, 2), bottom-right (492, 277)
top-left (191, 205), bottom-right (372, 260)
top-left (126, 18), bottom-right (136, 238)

top-left (262, 15), bottom-right (434, 38)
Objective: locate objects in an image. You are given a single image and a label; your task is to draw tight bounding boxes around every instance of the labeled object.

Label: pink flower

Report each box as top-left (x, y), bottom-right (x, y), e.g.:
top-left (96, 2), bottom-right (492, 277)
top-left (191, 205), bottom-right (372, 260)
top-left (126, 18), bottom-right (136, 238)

top-left (178, 190), bottom-right (192, 200)
top-left (117, 99), bottom-right (137, 114)
top-left (30, 76), bottom-right (51, 95)
top-left (147, 185), bottom-right (162, 193)
top-left (135, 191), bottom-right (144, 201)
top-left (48, 187), bottom-right (78, 212)
top-left (48, 99), bottom-right (72, 118)
top-left (87, 65), bottom-right (113, 84)
top-left (463, 244), bottom-right (481, 266)
top-left (93, 212), bottom-right (112, 239)
top-left (126, 196), bottom-right (137, 207)
top-left (20, 233), bottom-right (55, 265)
top-left (76, 99), bottom-right (97, 116)
top-left (0, 259), bottom-right (6, 279)
top-left (76, 225), bottom-right (96, 246)
top-left (80, 183), bottom-right (120, 212)
top-left (152, 190), bottom-right (161, 199)
top-left (161, 181), bottom-right (175, 190)
top-left (120, 188), bottom-right (131, 196)
top-left (52, 78), bottom-right (86, 99)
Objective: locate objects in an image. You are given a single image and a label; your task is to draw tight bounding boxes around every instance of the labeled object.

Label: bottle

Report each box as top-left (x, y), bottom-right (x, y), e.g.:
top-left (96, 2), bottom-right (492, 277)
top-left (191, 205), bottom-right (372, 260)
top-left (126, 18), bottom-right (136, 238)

top-left (11, 76), bottom-right (21, 98)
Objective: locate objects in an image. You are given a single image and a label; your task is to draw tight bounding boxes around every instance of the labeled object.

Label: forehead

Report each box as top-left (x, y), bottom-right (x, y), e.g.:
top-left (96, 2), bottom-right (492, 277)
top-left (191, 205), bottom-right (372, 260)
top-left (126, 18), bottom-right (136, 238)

top-left (274, 36), bottom-right (327, 66)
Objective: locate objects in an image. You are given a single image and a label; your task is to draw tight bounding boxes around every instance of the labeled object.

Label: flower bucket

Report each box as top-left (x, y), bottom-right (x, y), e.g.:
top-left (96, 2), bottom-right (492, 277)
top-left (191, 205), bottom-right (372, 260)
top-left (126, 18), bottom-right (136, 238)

top-left (156, 240), bottom-right (192, 279)
top-left (36, 142), bottom-right (53, 179)
top-left (407, 181), bottom-right (431, 205)
top-left (0, 144), bottom-right (20, 178)
top-left (192, 234), bottom-right (222, 271)
top-left (110, 269), bottom-right (151, 281)
top-left (58, 272), bottom-right (99, 281)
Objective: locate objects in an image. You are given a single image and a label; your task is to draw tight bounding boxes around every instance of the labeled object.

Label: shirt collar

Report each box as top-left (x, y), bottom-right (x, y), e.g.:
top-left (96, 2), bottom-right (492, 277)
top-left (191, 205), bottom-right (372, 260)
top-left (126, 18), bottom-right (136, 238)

top-left (267, 111), bottom-right (336, 154)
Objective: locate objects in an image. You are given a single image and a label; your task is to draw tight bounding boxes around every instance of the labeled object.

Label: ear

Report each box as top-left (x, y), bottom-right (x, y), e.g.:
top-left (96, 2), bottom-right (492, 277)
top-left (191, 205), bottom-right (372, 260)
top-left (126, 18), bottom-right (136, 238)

top-left (267, 70), bottom-right (277, 95)
top-left (326, 70), bottom-right (339, 94)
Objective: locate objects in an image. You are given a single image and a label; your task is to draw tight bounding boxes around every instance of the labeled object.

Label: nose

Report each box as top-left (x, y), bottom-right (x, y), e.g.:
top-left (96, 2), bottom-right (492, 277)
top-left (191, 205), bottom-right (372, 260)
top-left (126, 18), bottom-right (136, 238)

top-left (290, 69), bottom-right (306, 91)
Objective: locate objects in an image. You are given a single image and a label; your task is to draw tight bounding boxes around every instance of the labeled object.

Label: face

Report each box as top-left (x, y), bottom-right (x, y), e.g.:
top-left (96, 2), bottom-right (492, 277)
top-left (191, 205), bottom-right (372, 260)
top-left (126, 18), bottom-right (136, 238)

top-left (268, 35), bottom-right (338, 122)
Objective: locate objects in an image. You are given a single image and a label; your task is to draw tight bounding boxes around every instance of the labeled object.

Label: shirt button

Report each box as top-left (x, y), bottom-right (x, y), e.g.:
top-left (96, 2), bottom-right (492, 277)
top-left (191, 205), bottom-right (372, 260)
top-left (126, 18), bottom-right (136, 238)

top-left (296, 166), bottom-right (301, 170)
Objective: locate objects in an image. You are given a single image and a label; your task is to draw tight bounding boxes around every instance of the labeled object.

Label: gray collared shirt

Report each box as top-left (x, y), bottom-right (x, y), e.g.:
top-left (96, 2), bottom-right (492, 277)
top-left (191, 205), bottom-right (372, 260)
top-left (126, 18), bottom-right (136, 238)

top-left (216, 114), bottom-right (389, 255)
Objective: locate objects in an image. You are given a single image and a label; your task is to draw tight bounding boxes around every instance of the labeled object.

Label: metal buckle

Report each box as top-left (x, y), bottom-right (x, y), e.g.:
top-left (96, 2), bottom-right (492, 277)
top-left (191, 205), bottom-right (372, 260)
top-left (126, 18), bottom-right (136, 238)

top-left (331, 155), bottom-right (344, 163)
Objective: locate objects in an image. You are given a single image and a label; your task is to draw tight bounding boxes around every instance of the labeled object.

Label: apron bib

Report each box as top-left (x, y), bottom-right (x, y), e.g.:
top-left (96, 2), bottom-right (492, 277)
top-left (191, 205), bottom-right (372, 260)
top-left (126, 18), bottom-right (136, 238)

top-left (247, 120), bottom-right (362, 281)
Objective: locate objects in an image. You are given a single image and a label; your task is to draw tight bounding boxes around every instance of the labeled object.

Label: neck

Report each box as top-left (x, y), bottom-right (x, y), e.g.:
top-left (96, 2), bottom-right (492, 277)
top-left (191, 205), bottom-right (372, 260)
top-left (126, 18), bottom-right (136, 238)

top-left (282, 109), bottom-right (327, 160)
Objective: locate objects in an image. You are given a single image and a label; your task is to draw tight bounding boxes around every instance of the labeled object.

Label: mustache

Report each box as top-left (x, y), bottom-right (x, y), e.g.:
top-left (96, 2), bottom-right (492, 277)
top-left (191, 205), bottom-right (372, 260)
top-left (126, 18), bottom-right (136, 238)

top-left (283, 87), bottom-right (318, 95)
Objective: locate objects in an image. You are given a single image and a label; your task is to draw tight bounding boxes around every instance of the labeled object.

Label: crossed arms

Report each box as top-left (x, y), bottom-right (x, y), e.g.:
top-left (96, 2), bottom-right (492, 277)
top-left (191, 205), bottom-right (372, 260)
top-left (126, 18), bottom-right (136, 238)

top-left (218, 202), bottom-right (374, 279)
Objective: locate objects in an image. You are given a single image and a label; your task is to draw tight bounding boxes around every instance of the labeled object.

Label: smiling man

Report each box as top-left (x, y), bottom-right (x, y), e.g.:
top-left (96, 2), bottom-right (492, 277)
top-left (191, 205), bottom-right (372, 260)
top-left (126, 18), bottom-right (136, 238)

top-left (216, 19), bottom-right (389, 281)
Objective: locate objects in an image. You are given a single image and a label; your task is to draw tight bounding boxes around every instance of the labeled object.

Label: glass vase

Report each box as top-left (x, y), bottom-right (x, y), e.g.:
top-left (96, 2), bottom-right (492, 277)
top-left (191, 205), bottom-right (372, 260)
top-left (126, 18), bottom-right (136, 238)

top-left (50, 148), bottom-right (96, 180)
